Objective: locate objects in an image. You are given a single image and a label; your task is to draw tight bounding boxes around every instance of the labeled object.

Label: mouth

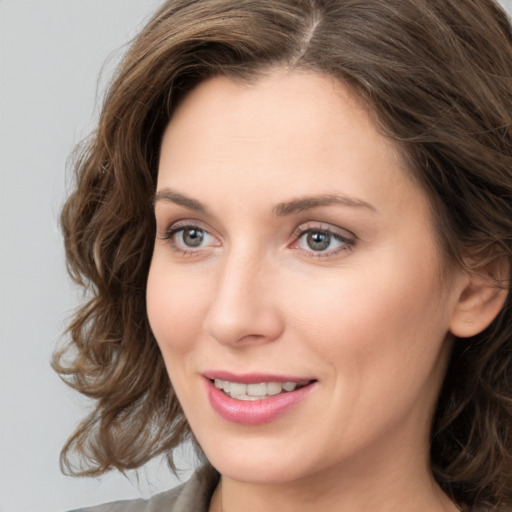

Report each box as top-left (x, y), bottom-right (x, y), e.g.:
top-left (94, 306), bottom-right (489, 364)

top-left (212, 379), bottom-right (313, 401)
top-left (203, 373), bottom-right (317, 424)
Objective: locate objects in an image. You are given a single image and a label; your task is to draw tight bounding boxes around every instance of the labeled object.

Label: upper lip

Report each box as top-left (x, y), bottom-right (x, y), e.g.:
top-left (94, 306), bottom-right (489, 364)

top-left (203, 370), bottom-right (316, 384)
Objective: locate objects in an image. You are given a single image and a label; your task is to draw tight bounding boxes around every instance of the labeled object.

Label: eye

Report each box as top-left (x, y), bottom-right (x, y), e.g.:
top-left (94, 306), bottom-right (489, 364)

top-left (177, 227), bottom-right (207, 247)
top-left (293, 224), bottom-right (356, 257)
top-left (161, 223), bottom-right (219, 253)
top-left (300, 230), bottom-right (336, 252)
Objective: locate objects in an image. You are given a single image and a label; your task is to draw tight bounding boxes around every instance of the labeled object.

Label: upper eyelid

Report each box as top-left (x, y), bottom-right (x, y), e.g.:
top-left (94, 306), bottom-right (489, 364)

top-left (162, 224), bottom-right (208, 238)
top-left (159, 218), bottom-right (213, 235)
top-left (293, 222), bottom-right (356, 239)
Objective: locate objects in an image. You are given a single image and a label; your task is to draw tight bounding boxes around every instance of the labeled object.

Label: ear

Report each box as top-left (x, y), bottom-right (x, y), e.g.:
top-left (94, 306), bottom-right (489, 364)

top-left (450, 258), bottom-right (509, 338)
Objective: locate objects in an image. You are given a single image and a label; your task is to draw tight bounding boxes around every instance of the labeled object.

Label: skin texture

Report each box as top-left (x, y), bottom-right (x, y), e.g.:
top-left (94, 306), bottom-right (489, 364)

top-left (147, 70), bottom-right (478, 512)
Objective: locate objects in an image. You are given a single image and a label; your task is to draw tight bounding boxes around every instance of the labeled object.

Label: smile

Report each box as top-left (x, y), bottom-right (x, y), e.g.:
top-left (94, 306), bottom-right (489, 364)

top-left (204, 374), bottom-right (317, 425)
top-left (213, 379), bottom-right (310, 401)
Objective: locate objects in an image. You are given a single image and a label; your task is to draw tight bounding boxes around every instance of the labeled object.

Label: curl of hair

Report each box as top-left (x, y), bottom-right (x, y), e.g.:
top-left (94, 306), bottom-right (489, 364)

top-left (53, 0), bottom-right (512, 509)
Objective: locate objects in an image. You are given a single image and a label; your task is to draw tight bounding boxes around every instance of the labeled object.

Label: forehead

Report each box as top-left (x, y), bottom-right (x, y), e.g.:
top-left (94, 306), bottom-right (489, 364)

top-left (158, 70), bottom-right (413, 205)
top-left (162, 71), bottom-right (398, 166)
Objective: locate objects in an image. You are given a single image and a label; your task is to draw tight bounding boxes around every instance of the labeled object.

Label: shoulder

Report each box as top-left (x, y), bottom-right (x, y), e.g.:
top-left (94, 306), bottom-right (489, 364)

top-left (68, 466), bottom-right (219, 512)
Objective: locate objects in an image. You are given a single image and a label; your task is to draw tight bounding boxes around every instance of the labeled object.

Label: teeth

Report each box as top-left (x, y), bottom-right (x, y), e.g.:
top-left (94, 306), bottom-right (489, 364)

top-left (230, 382), bottom-right (246, 396)
top-left (213, 379), bottom-right (308, 400)
top-left (267, 382), bottom-right (283, 396)
top-left (282, 382), bottom-right (297, 392)
top-left (247, 383), bottom-right (267, 396)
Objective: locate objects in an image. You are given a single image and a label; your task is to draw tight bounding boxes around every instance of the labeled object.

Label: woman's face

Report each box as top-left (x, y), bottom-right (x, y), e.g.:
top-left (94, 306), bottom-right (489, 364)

top-left (147, 70), bottom-right (467, 485)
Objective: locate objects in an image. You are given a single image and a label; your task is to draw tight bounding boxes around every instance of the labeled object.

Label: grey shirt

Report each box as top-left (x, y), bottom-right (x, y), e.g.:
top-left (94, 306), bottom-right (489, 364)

top-left (69, 466), bottom-right (219, 512)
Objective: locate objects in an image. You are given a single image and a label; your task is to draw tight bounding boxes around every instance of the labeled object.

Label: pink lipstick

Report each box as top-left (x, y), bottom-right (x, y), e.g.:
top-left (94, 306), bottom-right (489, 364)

top-left (203, 372), bottom-right (317, 425)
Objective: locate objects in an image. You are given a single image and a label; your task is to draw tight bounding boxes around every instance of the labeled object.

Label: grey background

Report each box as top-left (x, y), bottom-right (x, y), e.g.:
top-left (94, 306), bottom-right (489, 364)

top-left (0, 2), bottom-right (187, 511)
top-left (1, 0), bottom-right (511, 511)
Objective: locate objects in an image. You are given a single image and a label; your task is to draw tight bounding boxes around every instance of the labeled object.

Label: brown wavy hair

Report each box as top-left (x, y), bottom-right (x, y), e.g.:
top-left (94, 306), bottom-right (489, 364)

top-left (54, 0), bottom-right (512, 509)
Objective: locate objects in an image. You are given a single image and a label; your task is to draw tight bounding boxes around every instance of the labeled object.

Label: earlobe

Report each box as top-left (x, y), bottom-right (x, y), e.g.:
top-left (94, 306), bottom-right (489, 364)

top-left (450, 260), bottom-right (510, 338)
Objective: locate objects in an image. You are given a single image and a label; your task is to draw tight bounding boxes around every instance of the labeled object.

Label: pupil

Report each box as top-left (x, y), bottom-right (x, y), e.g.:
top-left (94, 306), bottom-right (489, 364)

top-left (307, 231), bottom-right (330, 251)
top-left (183, 228), bottom-right (204, 247)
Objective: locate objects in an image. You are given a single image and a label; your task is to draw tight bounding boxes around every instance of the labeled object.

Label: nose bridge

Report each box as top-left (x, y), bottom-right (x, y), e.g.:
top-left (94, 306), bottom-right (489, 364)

top-left (203, 245), bottom-right (283, 346)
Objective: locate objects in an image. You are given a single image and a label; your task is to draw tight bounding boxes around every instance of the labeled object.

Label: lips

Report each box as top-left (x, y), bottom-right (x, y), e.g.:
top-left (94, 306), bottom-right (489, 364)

top-left (203, 371), bottom-right (317, 425)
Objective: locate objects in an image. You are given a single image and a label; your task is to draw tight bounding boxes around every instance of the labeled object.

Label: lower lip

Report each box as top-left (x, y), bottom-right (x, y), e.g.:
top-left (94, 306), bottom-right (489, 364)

top-left (205, 379), bottom-right (316, 425)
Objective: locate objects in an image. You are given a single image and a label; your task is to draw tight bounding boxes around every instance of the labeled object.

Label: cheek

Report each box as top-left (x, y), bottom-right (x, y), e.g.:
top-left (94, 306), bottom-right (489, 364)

top-left (146, 260), bottom-right (210, 355)
top-left (283, 255), bottom-right (452, 375)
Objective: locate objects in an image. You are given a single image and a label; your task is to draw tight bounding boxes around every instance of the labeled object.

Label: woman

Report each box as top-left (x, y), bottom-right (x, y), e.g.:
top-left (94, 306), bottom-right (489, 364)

top-left (55, 0), bottom-right (512, 511)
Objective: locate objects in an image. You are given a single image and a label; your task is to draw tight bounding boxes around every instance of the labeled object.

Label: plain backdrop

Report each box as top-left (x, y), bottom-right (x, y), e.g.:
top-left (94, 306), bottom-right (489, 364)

top-left (0, 2), bottom-right (190, 512)
top-left (1, 1), bottom-right (511, 511)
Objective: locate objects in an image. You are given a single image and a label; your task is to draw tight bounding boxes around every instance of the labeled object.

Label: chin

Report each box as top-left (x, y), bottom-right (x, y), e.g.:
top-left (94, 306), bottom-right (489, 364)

top-left (213, 459), bottom-right (304, 485)
top-left (200, 436), bottom-right (319, 485)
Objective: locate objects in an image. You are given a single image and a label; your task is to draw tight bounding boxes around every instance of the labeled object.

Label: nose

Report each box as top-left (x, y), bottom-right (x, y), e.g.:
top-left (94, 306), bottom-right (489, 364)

top-left (202, 251), bottom-right (284, 346)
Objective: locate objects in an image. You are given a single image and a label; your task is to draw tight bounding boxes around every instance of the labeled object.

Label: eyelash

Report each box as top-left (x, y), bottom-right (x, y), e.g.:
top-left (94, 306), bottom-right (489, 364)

top-left (291, 224), bottom-right (356, 258)
top-left (160, 221), bottom-right (356, 259)
top-left (161, 222), bottom-right (216, 256)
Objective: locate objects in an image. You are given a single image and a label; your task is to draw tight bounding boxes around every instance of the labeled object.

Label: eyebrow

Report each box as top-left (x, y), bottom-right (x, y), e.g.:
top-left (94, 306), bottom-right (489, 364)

top-left (272, 194), bottom-right (376, 216)
top-left (154, 188), bottom-right (376, 216)
top-left (154, 188), bottom-right (209, 214)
